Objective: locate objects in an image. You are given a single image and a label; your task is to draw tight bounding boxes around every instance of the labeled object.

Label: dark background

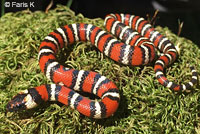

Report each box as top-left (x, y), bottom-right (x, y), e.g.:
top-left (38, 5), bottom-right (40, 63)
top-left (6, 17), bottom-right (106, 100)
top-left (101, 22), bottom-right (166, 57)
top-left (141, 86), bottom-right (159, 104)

top-left (1, 0), bottom-right (200, 46)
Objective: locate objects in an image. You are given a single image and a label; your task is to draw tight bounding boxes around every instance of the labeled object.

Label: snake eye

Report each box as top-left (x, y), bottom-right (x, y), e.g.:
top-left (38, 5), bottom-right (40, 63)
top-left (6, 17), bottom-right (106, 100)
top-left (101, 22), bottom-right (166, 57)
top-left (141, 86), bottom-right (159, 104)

top-left (7, 93), bottom-right (27, 112)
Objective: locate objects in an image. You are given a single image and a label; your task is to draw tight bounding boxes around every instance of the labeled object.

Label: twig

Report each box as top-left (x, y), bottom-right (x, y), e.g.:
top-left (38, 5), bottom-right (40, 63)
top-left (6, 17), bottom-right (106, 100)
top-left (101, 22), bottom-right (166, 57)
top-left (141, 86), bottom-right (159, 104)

top-left (1, 0), bottom-right (5, 17)
top-left (45, 0), bottom-right (54, 13)
top-left (66, 0), bottom-right (73, 8)
top-left (177, 20), bottom-right (184, 36)
top-left (147, 10), bottom-right (159, 26)
top-left (150, 10), bottom-right (159, 26)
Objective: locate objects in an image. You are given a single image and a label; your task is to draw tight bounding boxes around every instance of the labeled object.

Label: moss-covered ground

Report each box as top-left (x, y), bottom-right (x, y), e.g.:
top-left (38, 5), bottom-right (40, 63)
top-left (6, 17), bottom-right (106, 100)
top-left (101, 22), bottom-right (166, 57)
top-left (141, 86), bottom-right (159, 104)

top-left (0, 5), bottom-right (199, 134)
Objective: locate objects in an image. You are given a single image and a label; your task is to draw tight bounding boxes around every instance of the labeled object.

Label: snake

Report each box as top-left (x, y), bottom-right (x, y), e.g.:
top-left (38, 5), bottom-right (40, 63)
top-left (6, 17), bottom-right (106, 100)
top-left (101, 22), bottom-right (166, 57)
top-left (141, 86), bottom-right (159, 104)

top-left (6, 14), bottom-right (197, 119)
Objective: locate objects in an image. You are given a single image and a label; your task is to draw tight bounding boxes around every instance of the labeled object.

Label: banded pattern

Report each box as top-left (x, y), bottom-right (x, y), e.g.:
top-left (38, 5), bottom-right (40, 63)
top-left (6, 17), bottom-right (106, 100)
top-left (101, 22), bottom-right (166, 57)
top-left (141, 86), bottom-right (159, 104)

top-left (7, 13), bottom-right (197, 119)
top-left (7, 84), bottom-right (119, 118)
top-left (104, 13), bottom-right (197, 91)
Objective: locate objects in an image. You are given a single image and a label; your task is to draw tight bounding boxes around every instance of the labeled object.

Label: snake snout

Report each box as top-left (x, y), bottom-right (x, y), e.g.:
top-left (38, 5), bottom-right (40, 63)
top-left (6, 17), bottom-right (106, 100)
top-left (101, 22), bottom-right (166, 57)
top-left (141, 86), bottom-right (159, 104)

top-left (7, 93), bottom-right (27, 112)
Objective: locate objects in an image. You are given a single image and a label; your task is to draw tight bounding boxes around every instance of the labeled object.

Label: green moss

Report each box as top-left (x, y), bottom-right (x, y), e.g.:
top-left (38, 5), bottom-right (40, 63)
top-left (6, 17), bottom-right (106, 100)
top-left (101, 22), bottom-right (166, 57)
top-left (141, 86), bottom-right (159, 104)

top-left (0, 5), bottom-right (199, 134)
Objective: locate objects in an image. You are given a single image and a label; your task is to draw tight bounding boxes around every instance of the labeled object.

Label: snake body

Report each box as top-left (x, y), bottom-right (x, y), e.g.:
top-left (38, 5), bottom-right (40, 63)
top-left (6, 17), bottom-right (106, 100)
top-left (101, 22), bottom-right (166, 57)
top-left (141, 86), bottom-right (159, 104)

top-left (7, 14), bottom-right (197, 119)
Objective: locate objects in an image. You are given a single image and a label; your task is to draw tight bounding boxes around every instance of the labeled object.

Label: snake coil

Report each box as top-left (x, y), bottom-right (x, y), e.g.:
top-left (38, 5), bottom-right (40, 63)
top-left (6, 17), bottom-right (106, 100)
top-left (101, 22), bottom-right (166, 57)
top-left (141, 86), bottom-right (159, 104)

top-left (7, 14), bottom-right (197, 119)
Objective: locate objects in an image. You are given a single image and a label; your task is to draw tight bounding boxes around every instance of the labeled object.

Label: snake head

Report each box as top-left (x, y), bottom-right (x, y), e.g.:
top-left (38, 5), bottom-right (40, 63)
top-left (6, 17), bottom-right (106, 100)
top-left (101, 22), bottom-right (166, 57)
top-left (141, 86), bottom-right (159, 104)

top-left (7, 89), bottom-right (38, 112)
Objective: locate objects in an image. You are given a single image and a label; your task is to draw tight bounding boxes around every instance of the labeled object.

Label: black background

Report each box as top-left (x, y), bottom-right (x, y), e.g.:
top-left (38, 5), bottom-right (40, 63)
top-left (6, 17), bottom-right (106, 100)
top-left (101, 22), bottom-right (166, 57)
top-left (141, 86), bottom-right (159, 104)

top-left (1, 0), bottom-right (200, 46)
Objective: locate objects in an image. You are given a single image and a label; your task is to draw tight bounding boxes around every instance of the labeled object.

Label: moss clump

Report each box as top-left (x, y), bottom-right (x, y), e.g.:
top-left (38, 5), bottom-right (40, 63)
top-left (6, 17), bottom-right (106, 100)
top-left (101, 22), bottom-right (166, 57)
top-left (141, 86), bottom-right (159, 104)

top-left (0, 5), bottom-right (199, 134)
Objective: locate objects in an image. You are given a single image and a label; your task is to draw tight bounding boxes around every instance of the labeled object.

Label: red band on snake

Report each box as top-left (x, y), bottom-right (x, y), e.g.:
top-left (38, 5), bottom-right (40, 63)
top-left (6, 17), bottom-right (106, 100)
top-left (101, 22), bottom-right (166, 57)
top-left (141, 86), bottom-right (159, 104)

top-left (7, 14), bottom-right (197, 119)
